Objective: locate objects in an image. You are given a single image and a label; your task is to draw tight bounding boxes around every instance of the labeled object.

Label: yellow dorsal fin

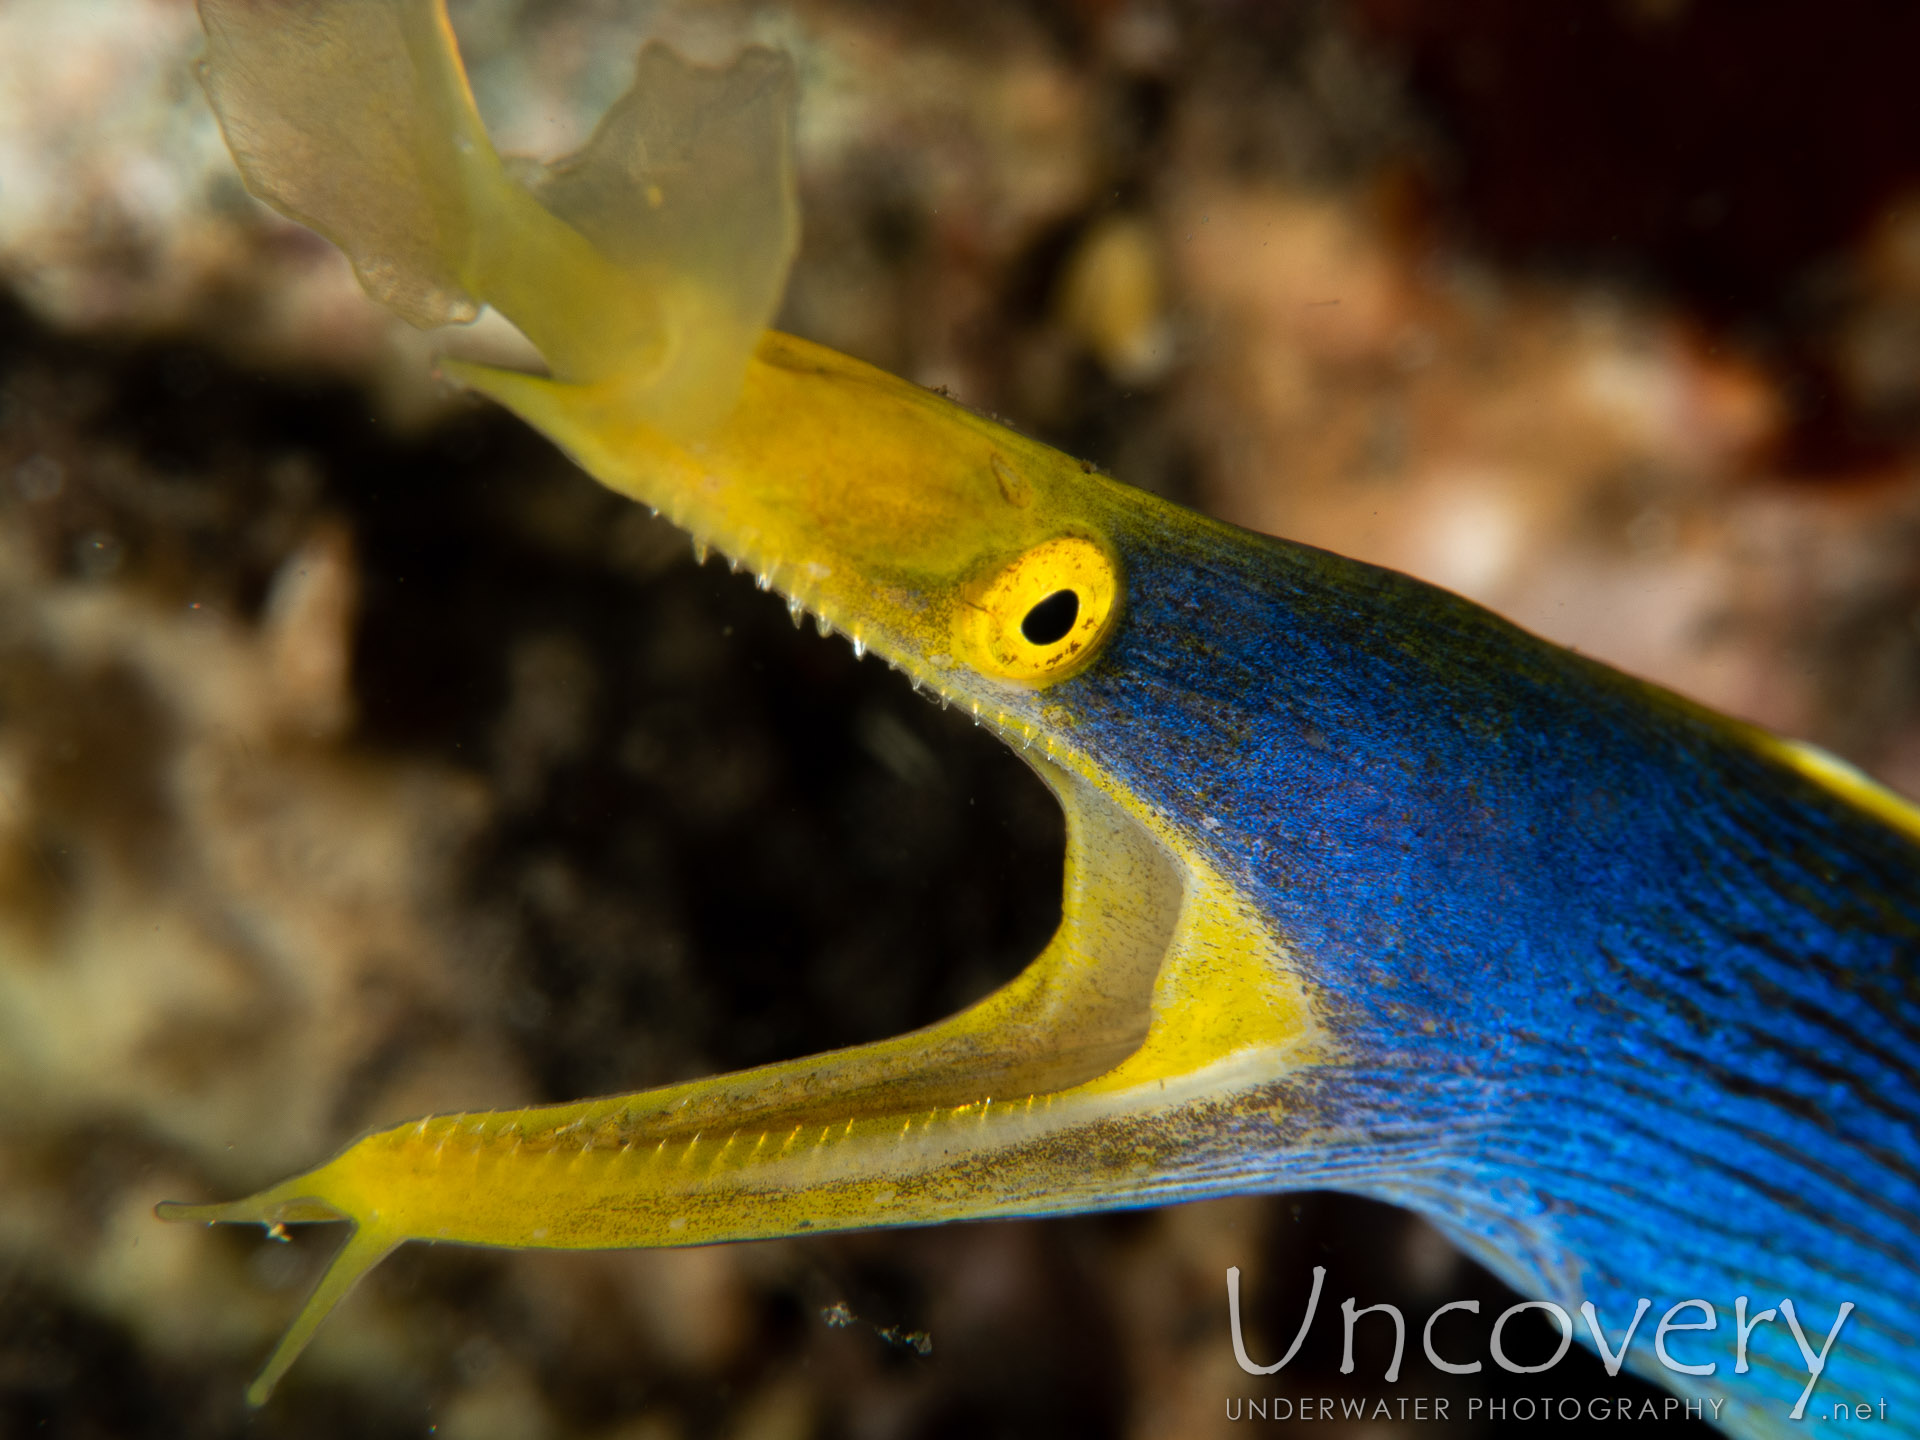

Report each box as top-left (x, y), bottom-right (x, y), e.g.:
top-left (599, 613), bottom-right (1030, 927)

top-left (1770, 735), bottom-right (1920, 845)
top-left (197, 0), bottom-right (797, 433)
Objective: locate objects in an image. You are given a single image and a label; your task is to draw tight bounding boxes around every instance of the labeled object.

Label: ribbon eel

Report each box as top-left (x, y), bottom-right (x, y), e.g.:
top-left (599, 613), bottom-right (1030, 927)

top-left (166, 3), bottom-right (1920, 1430)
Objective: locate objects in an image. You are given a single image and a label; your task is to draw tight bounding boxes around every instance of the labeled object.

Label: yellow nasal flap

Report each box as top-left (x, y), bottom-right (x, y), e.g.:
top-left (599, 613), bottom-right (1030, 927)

top-left (197, 0), bottom-right (798, 435)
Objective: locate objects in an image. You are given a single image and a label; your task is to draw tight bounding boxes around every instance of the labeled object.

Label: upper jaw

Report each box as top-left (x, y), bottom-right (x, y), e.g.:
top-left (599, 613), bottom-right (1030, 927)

top-left (447, 330), bottom-right (1128, 762)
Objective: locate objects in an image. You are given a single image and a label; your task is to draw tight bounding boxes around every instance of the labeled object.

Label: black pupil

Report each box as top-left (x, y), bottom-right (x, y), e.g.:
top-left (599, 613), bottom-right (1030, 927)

top-left (1021, 589), bottom-right (1080, 646)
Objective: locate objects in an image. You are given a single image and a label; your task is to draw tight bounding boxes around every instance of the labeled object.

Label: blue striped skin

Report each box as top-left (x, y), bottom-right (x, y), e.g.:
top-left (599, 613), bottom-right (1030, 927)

top-left (1048, 505), bottom-right (1920, 1434)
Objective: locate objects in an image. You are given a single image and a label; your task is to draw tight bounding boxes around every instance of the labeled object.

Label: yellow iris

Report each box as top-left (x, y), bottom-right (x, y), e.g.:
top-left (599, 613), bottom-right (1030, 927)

top-left (956, 535), bottom-right (1124, 685)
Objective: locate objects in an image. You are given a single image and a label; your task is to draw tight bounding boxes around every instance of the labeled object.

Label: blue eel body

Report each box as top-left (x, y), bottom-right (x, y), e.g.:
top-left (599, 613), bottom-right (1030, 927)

top-left (1065, 507), bottom-right (1919, 1427)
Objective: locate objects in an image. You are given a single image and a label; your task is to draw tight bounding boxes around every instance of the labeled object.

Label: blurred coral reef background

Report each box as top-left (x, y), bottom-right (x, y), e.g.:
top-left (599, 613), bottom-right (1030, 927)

top-left (2, 1), bottom-right (1918, 1437)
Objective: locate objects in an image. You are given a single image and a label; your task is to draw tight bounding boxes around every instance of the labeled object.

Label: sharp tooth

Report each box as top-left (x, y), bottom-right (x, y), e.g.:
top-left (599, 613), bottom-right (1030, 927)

top-left (851, 637), bottom-right (866, 660)
top-left (787, 596), bottom-right (804, 626)
top-left (814, 614), bottom-right (833, 638)
top-left (756, 572), bottom-right (772, 591)
top-left (691, 540), bottom-right (708, 565)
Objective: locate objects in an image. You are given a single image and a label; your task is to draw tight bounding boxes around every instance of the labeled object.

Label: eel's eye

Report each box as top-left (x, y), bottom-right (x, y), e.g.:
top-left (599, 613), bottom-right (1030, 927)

top-left (959, 535), bottom-right (1121, 685)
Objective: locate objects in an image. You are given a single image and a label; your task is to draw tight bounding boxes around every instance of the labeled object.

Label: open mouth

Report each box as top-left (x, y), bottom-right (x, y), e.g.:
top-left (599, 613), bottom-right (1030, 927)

top-left (160, 735), bottom-right (1321, 1228)
top-left (158, 727), bottom-right (1323, 1404)
top-left (555, 755), bottom-right (1183, 1151)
